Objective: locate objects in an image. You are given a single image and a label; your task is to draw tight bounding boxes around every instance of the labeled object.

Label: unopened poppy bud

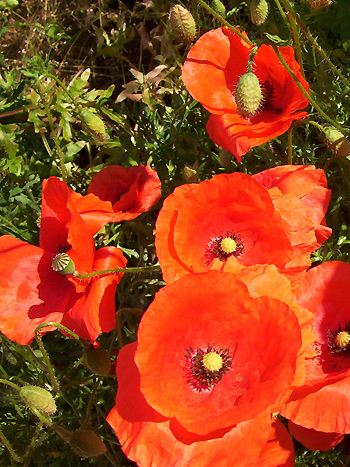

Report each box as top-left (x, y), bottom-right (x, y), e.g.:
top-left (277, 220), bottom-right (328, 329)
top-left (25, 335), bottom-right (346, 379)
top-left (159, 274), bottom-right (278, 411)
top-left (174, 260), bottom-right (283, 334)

top-left (323, 126), bottom-right (350, 157)
top-left (70, 429), bottom-right (107, 458)
top-left (19, 385), bottom-right (57, 415)
top-left (83, 347), bottom-right (112, 376)
top-left (80, 109), bottom-right (106, 142)
top-left (234, 72), bottom-right (264, 118)
top-left (307, 0), bottom-right (332, 9)
top-left (169, 4), bottom-right (196, 44)
top-left (52, 253), bottom-right (75, 275)
top-left (250, 0), bottom-right (269, 25)
top-left (183, 166), bottom-right (199, 183)
top-left (211, 0), bottom-right (226, 17)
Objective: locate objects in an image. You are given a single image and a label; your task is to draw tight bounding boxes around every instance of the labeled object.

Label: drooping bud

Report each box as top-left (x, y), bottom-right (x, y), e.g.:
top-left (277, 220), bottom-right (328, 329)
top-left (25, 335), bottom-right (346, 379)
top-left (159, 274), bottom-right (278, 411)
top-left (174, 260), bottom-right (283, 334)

top-left (83, 347), bottom-right (112, 376)
top-left (211, 0), bottom-right (226, 17)
top-left (234, 72), bottom-right (264, 118)
top-left (323, 126), bottom-right (350, 157)
top-left (19, 385), bottom-right (57, 415)
top-left (70, 429), bottom-right (107, 458)
top-left (307, 0), bottom-right (332, 10)
top-left (80, 109), bottom-right (106, 142)
top-left (52, 253), bottom-right (75, 275)
top-left (250, 0), bottom-right (269, 25)
top-left (169, 5), bottom-right (196, 45)
top-left (183, 166), bottom-right (199, 183)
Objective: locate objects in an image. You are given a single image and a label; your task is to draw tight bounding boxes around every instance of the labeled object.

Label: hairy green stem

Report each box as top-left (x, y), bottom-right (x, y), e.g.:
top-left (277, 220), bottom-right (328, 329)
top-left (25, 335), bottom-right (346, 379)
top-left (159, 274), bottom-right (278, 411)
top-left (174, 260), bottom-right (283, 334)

top-left (0, 378), bottom-right (21, 391)
top-left (73, 264), bottom-right (160, 279)
top-left (273, 0), bottom-right (288, 22)
top-left (34, 327), bottom-right (60, 393)
top-left (273, 46), bottom-right (348, 133)
top-left (0, 427), bottom-right (23, 463)
top-left (35, 322), bottom-right (80, 341)
top-left (196, 0), bottom-right (254, 47)
top-left (43, 101), bottom-right (68, 181)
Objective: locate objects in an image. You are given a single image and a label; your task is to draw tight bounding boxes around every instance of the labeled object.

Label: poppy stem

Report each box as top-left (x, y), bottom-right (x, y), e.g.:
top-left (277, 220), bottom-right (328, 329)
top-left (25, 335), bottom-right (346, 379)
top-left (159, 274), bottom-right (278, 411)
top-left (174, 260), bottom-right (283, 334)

top-left (73, 264), bottom-right (160, 279)
top-left (0, 378), bottom-right (21, 391)
top-left (0, 427), bottom-right (23, 463)
top-left (195, 0), bottom-right (255, 47)
top-left (273, 46), bottom-right (349, 134)
top-left (34, 327), bottom-right (60, 394)
top-left (275, 0), bottom-right (305, 78)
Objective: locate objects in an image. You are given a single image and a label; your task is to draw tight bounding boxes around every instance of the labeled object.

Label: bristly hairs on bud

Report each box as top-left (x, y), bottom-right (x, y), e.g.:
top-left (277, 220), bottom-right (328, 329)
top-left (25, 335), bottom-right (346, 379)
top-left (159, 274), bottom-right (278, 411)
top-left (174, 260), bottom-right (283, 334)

top-left (250, 0), bottom-right (269, 26)
top-left (19, 385), bottom-right (57, 415)
top-left (169, 4), bottom-right (196, 45)
top-left (322, 126), bottom-right (350, 157)
top-left (211, 0), bottom-right (226, 17)
top-left (307, 0), bottom-right (332, 10)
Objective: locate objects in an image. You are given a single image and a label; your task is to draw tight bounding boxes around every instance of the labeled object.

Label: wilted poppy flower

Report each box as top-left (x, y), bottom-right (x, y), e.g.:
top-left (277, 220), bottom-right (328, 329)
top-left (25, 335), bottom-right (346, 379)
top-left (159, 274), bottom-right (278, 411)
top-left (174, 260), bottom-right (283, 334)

top-left (0, 177), bottom-right (126, 345)
top-left (182, 28), bottom-right (309, 161)
top-left (80, 165), bottom-right (161, 226)
top-left (281, 261), bottom-right (350, 434)
top-left (155, 172), bottom-right (309, 283)
top-left (107, 270), bottom-right (302, 465)
top-left (288, 421), bottom-right (344, 452)
top-left (253, 165), bottom-right (332, 272)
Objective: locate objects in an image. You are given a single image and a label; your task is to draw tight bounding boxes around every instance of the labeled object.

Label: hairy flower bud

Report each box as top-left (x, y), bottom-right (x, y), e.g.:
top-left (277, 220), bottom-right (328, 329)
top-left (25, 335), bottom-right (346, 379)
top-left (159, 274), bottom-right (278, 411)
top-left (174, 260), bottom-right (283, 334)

top-left (19, 385), bottom-right (56, 415)
top-left (70, 429), bottom-right (107, 458)
top-left (211, 0), bottom-right (226, 17)
top-left (83, 347), bottom-right (112, 376)
top-left (250, 0), bottom-right (269, 25)
top-left (323, 126), bottom-right (350, 157)
top-left (234, 72), bottom-right (264, 118)
top-left (52, 253), bottom-right (75, 275)
top-left (307, 0), bottom-right (332, 9)
top-left (169, 4), bottom-right (196, 44)
top-left (80, 109), bottom-right (106, 142)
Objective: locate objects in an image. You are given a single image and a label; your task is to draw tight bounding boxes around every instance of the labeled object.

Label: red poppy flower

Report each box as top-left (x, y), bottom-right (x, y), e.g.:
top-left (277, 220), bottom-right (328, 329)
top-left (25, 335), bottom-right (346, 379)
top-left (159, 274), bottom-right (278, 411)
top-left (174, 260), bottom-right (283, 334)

top-left (253, 165), bottom-right (332, 272)
top-left (281, 261), bottom-right (350, 434)
top-left (79, 165), bottom-right (161, 227)
top-left (107, 342), bottom-right (274, 467)
top-left (107, 270), bottom-right (302, 465)
top-left (0, 177), bottom-right (126, 345)
top-left (156, 172), bottom-right (301, 283)
top-left (288, 421), bottom-right (344, 451)
top-left (182, 28), bottom-right (309, 161)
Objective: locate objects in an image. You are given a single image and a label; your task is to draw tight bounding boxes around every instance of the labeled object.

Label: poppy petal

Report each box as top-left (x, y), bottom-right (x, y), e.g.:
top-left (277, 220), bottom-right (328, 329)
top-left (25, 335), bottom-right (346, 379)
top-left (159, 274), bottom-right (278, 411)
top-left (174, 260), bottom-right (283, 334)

top-left (288, 421), bottom-right (344, 451)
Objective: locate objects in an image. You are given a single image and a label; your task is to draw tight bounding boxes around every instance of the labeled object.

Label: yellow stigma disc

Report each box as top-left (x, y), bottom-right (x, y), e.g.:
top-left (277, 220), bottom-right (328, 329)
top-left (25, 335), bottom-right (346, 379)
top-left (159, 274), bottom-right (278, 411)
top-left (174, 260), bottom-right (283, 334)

top-left (334, 331), bottom-right (350, 349)
top-left (202, 352), bottom-right (223, 372)
top-left (220, 237), bottom-right (237, 254)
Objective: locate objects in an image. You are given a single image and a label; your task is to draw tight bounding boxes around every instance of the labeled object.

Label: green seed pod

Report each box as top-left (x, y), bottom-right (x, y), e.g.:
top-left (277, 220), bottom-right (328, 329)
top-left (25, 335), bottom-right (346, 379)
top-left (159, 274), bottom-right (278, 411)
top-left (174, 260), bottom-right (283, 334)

top-left (19, 385), bottom-right (57, 415)
top-left (250, 0), bottom-right (269, 25)
top-left (307, 0), bottom-right (332, 9)
top-left (83, 347), bottom-right (112, 376)
top-left (52, 253), bottom-right (75, 275)
top-left (323, 126), bottom-right (350, 157)
top-left (70, 429), bottom-right (107, 458)
top-left (211, 0), bottom-right (226, 17)
top-left (80, 109), bottom-right (106, 142)
top-left (234, 72), bottom-right (264, 118)
top-left (169, 4), bottom-right (196, 44)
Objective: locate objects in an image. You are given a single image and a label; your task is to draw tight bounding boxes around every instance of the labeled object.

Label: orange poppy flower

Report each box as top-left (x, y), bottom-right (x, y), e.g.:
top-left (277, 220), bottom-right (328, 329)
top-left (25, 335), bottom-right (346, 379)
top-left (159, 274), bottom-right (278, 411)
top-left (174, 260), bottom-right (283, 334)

top-left (288, 421), bottom-right (344, 452)
top-left (256, 419), bottom-right (295, 467)
top-left (107, 270), bottom-right (302, 465)
top-left (155, 168), bottom-right (329, 283)
top-left (0, 177), bottom-right (126, 345)
top-left (281, 261), bottom-right (350, 434)
top-left (253, 165), bottom-right (332, 272)
top-left (182, 28), bottom-right (309, 161)
top-left (78, 165), bottom-right (161, 228)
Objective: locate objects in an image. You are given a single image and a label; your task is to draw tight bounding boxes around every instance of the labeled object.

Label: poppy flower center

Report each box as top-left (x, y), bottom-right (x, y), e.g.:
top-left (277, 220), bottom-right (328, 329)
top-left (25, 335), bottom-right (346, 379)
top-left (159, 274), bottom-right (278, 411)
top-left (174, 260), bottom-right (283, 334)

top-left (334, 331), bottom-right (350, 350)
top-left (327, 325), bottom-right (350, 355)
top-left (51, 252), bottom-right (75, 275)
top-left (185, 346), bottom-right (232, 392)
top-left (205, 232), bottom-right (244, 265)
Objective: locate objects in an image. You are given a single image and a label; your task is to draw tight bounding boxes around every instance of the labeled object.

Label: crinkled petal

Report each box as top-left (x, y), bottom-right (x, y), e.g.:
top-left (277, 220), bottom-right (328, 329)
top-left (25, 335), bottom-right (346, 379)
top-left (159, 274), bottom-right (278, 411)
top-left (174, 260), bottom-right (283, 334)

top-left (288, 421), bottom-right (344, 451)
